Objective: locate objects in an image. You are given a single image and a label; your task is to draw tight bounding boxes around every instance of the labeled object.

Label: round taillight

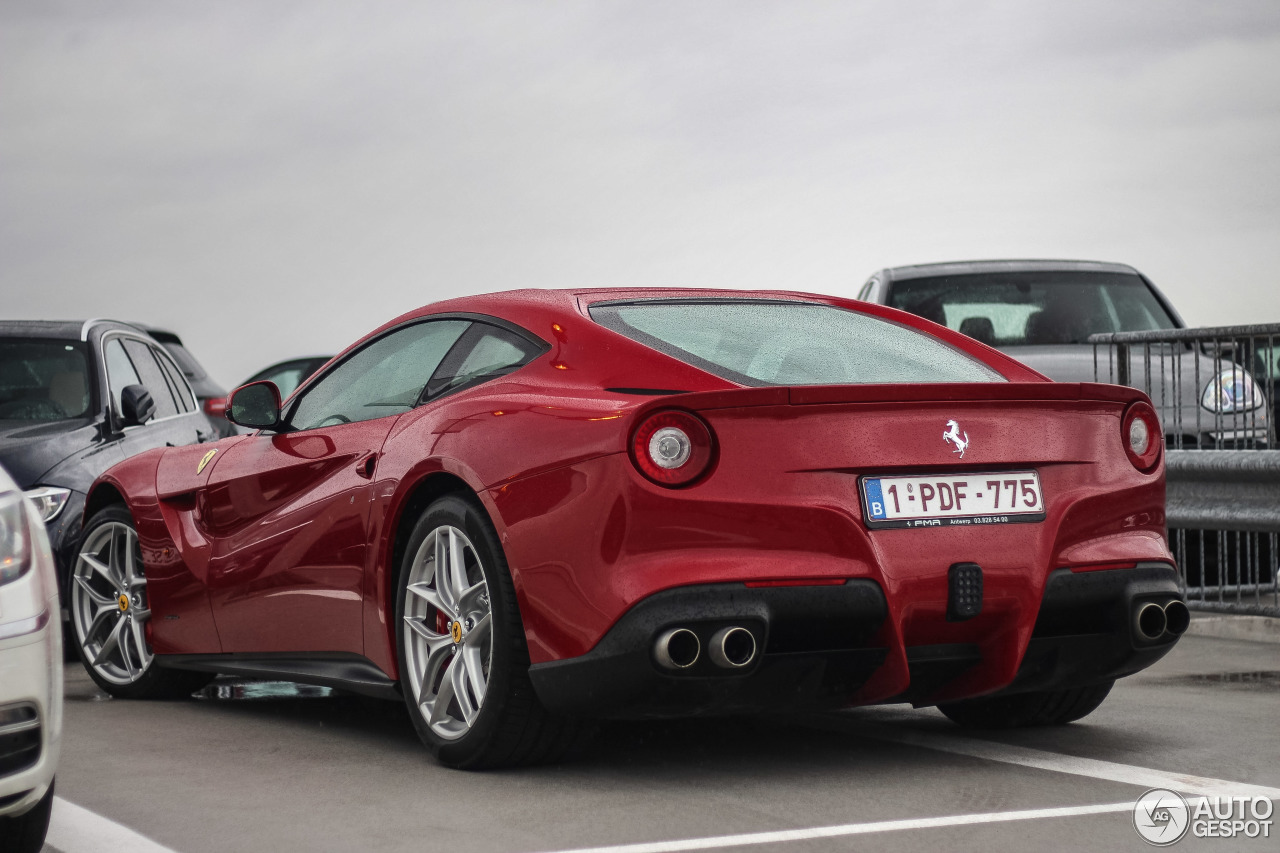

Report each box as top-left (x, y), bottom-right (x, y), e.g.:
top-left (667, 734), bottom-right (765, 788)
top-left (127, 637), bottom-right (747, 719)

top-left (631, 409), bottom-right (715, 487)
top-left (1122, 401), bottom-right (1162, 471)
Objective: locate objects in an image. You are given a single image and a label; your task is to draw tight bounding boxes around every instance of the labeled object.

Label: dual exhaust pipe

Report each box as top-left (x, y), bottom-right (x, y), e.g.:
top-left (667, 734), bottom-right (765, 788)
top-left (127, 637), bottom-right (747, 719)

top-left (654, 626), bottom-right (758, 671)
top-left (1134, 599), bottom-right (1191, 642)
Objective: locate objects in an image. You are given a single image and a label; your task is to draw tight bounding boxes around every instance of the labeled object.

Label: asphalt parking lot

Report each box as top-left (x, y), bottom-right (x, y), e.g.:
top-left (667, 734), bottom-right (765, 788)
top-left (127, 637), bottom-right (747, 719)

top-left (41, 633), bottom-right (1279, 853)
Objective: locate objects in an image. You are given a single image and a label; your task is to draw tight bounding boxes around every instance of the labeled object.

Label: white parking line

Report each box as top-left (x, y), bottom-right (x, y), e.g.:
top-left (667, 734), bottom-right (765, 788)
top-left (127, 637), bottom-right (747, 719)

top-left (46, 797), bottom-right (179, 853)
top-left (856, 723), bottom-right (1280, 800)
top-left (530, 802), bottom-right (1136, 853)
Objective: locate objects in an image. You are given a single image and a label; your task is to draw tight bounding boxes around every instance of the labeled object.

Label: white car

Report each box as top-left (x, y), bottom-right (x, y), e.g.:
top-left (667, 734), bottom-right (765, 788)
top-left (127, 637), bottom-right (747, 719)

top-left (0, 463), bottom-right (62, 853)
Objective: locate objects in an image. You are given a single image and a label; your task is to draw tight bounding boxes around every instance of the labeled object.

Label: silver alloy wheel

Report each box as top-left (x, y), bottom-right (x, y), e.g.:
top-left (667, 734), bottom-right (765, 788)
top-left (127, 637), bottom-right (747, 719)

top-left (403, 524), bottom-right (493, 740)
top-left (71, 521), bottom-right (153, 685)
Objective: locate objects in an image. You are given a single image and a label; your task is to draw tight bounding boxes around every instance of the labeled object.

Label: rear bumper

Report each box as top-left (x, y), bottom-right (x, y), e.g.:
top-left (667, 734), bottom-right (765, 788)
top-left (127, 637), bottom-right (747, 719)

top-left (994, 563), bottom-right (1183, 697)
top-left (528, 564), bottom-right (1183, 718)
top-left (529, 581), bottom-right (889, 718)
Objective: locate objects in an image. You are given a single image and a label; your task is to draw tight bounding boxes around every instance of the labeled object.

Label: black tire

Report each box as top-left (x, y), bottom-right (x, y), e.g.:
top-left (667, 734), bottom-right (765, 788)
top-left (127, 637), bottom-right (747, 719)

top-left (0, 780), bottom-right (54, 853)
top-left (71, 506), bottom-right (212, 699)
top-left (938, 680), bottom-right (1115, 729)
top-left (394, 494), bottom-right (590, 769)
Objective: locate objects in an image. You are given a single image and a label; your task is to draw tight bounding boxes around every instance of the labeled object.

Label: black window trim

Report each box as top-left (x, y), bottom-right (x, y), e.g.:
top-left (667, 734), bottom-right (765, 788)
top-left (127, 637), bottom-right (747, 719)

top-left (278, 313), bottom-right (549, 432)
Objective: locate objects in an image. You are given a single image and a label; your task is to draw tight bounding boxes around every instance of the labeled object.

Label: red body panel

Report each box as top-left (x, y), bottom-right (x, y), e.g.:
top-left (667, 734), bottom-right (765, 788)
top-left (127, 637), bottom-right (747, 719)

top-left (85, 287), bottom-right (1171, 708)
top-left (197, 420), bottom-right (391, 653)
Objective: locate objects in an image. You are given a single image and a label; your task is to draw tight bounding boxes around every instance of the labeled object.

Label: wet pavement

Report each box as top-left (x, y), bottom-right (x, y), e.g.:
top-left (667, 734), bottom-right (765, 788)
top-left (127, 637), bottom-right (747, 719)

top-left (43, 634), bottom-right (1280, 852)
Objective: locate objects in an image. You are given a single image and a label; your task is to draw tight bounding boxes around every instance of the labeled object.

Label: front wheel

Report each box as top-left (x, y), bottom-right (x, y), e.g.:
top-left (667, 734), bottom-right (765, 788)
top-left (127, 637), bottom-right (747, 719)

top-left (938, 680), bottom-right (1115, 729)
top-left (70, 506), bottom-right (211, 699)
top-left (395, 495), bottom-right (588, 768)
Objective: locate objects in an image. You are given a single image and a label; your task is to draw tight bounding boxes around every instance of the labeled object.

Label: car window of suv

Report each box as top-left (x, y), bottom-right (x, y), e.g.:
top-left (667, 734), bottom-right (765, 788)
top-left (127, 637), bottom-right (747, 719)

top-left (0, 338), bottom-right (92, 421)
top-left (104, 338), bottom-right (143, 416)
top-left (121, 339), bottom-right (180, 419)
top-left (287, 320), bottom-right (470, 431)
top-left (154, 348), bottom-right (196, 413)
top-left (886, 272), bottom-right (1177, 346)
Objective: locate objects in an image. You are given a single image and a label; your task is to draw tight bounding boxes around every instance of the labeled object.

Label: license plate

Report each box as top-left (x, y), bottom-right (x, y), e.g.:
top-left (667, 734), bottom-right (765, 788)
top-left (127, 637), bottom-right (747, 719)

top-left (860, 471), bottom-right (1045, 529)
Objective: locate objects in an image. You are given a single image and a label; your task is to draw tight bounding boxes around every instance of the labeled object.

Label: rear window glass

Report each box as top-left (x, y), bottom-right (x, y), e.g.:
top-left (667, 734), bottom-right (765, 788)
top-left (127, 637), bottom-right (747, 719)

top-left (0, 338), bottom-right (93, 420)
top-left (589, 300), bottom-right (1003, 385)
top-left (887, 272), bottom-right (1177, 347)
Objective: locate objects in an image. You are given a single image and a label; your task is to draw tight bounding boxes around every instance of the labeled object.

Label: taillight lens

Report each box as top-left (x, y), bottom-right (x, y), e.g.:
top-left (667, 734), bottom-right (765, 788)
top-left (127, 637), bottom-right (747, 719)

top-left (1122, 401), bottom-right (1162, 471)
top-left (204, 397), bottom-right (228, 418)
top-left (631, 409), bottom-right (715, 487)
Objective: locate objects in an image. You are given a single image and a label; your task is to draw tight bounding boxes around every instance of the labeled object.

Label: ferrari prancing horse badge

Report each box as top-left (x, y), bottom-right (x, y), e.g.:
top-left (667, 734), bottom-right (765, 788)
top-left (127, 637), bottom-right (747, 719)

top-left (197, 449), bottom-right (218, 474)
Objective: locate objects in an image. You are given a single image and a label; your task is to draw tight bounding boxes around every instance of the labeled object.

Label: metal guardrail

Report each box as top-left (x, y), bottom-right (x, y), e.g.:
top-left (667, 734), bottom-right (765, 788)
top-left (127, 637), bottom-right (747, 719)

top-left (1090, 324), bottom-right (1280, 616)
top-left (1165, 450), bottom-right (1279, 616)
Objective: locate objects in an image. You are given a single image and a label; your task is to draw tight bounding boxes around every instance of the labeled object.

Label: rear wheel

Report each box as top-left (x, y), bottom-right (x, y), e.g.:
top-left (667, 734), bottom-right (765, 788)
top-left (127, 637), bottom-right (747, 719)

top-left (395, 494), bottom-right (589, 768)
top-left (938, 680), bottom-right (1115, 728)
top-left (70, 506), bottom-right (211, 699)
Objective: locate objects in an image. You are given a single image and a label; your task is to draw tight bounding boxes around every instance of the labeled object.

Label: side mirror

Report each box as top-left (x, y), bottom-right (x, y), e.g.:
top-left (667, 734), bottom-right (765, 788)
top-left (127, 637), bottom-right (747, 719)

top-left (227, 381), bottom-right (282, 430)
top-left (119, 384), bottom-right (155, 426)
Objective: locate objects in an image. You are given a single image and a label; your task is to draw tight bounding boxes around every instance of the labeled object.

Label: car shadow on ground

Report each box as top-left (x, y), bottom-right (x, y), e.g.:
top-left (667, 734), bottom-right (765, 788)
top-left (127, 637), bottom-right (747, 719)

top-left (168, 675), bottom-right (1168, 779)
top-left (64, 668), bottom-right (1181, 781)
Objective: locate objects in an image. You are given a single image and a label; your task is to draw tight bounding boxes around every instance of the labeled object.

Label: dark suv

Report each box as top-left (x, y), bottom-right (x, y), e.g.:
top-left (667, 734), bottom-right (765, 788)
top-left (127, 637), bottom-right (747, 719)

top-left (0, 320), bottom-right (219, 603)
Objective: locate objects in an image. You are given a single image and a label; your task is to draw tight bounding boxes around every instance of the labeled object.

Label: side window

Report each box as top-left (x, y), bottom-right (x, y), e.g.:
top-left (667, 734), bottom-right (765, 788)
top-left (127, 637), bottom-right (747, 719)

top-left (122, 339), bottom-right (179, 418)
top-left (103, 338), bottom-right (142, 415)
top-left (155, 348), bottom-right (195, 413)
top-left (288, 320), bottom-right (469, 431)
top-left (426, 324), bottom-right (544, 399)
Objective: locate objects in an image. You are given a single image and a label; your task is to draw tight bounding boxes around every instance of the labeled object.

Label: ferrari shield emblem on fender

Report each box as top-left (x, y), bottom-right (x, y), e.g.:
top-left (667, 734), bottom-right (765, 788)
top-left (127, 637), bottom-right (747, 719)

top-left (196, 449), bottom-right (218, 474)
top-left (942, 420), bottom-right (969, 458)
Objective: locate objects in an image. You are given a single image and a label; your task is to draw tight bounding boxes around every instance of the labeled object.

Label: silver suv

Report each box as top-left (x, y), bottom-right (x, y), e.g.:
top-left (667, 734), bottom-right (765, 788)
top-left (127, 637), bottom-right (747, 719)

top-left (859, 260), bottom-right (1269, 448)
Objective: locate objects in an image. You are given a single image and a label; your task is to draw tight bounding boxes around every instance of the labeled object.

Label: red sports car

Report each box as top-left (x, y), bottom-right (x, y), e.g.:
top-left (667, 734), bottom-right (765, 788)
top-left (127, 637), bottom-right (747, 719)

top-left (71, 289), bottom-right (1187, 768)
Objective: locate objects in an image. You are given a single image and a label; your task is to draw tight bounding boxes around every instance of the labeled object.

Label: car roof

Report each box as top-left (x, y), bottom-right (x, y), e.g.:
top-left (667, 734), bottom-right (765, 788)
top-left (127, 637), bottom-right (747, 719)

top-left (876, 259), bottom-right (1142, 282)
top-left (0, 318), bottom-right (151, 341)
top-left (326, 287), bottom-right (1047, 387)
top-left (371, 287), bottom-right (854, 339)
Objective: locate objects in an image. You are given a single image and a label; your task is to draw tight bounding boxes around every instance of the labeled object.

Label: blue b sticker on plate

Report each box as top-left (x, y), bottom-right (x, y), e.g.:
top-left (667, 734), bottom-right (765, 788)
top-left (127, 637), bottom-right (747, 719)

top-left (863, 478), bottom-right (887, 519)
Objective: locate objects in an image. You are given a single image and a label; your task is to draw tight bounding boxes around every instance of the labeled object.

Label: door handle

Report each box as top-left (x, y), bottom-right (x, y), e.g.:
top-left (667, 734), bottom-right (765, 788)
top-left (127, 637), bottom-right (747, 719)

top-left (355, 453), bottom-right (377, 479)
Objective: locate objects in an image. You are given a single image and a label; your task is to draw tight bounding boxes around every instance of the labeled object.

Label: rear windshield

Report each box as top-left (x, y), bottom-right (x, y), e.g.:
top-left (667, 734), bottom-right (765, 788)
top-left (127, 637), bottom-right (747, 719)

top-left (0, 338), bottom-right (93, 421)
top-left (887, 272), bottom-right (1178, 347)
top-left (589, 300), bottom-right (1004, 385)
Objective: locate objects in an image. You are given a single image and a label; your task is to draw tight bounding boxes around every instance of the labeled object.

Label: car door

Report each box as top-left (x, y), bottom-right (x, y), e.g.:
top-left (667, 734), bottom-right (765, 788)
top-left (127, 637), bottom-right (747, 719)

top-left (199, 319), bottom-right (470, 654)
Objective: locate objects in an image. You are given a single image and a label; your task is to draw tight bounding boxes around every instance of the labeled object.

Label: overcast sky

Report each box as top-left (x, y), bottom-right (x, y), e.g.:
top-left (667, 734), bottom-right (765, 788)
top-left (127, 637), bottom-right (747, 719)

top-left (3, 1), bottom-right (1280, 386)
